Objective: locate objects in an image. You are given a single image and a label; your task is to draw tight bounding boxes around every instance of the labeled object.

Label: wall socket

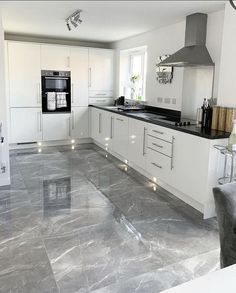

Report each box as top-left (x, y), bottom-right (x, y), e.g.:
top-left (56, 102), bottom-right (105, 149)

top-left (164, 98), bottom-right (171, 104)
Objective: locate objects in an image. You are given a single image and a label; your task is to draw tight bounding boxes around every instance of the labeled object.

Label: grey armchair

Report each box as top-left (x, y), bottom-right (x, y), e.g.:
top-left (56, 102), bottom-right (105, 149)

top-left (213, 182), bottom-right (236, 268)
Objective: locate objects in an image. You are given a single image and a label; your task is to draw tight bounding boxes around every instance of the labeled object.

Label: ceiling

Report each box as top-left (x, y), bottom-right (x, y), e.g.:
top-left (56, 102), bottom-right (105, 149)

top-left (0, 1), bottom-right (225, 43)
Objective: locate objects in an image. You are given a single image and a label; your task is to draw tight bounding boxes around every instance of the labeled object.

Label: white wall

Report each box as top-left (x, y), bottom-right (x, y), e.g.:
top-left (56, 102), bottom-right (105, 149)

top-left (112, 9), bottom-right (225, 114)
top-left (218, 3), bottom-right (236, 107)
top-left (0, 9), bottom-right (10, 186)
top-left (112, 20), bottom-right (185, 110)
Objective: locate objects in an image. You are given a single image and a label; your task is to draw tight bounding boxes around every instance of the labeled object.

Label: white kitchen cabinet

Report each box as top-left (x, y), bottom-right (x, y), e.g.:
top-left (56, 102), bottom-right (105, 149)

top-left (90, 108), bottom-right (113, 149)
top-left (112, 114), bottom-right (129, 158)
top-left (41, 44), bottom-right (70, 71)
top-left (128, 118), bottom-right (147, 170)
top-left (71, 107), bottom-right (89, 139)
top-left (88, 48), bottom-right (113, 94)
top-left (8, 42), bottom-right (41, 107)
top-left (10, 108), bottom-right (42, 143)
top-left (42, 113), bottom-right (71, 141)
top-left (70, 47), bottom-right (89, 107)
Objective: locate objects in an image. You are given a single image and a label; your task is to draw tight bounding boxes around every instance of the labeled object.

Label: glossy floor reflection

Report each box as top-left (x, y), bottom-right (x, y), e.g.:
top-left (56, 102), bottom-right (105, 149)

top-left (0, 144), bottom-right (220, 292)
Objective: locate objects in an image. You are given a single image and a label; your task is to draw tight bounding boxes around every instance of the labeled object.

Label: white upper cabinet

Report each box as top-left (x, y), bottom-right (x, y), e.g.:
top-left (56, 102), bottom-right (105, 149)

top-left (8, 42), bottom-right (41, 107)
top-left (71, 107), bottom-right (89, 139)
top-left (88, 48), bottom-right (113, 94)
top-left (41, 44), bottom-right (70, 71)
top-left (70, 47), bottom-right (89, 107)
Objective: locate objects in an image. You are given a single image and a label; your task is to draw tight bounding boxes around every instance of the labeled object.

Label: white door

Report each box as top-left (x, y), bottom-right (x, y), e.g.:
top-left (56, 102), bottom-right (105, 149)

top-left (8, 42), bottom-right (41, 107)
top-left (128, 118), bottom-right (147, 169)
top-left (70, 47), bottom-right (89, 107)
top-left (89, 48), bottom-right (113, 92)
top-left (99, 110), bottom-right (113, 149)
top-left (41, 45), bottom-right (70, 71)
top-left (71, 107), bottom-right (89, 139)
top-left (43, 113), bottom-right (71, 141)
top-left (112, 114), bottom-right (129, 158)
top-left (10, 108), bottom-right (42, 143)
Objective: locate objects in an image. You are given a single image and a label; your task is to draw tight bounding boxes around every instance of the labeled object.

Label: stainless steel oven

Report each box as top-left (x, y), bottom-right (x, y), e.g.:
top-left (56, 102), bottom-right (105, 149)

top-left (41, 70), bottom-right (71, 113)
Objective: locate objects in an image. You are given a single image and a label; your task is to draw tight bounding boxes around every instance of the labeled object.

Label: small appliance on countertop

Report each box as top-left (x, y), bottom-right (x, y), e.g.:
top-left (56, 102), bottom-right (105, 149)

top-left (41, 70), bottom-right (71, 114)
top-left (114, 96), bottom-right (125, 106)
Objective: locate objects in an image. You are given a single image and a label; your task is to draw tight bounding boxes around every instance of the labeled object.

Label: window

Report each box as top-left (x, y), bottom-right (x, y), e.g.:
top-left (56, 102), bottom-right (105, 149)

top-left (119, 47), bottom-right (147, 101)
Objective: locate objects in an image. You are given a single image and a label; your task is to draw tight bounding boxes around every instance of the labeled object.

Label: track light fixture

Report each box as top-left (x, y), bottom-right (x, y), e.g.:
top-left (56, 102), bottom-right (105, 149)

top-left (65, 9), bottom-right (82, 31)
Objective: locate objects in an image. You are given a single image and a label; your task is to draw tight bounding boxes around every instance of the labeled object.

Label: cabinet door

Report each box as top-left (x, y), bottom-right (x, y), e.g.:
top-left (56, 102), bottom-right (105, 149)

top-left (90, 107), bottom-right (100, 142)
top-left (71, 107), bottom-right (89, 139)
top-left (128, 118), bottom-right (147, 169)
top-left (100, 110), bottom-right (113, 150)
top-left (112, 114), bottom-right (129, 158)
top-left (70, 47), bottom-right (89, 107)
top-left (89, 49), bottom-right (113, 92)
top-left (41, 45), bottom-right (70, 71)
top-left (42, 113), bottom-right (71, 141)
top-left (8, 42), bottom-right (41, 107)
top-left (10, 108), bottom-right (42, 143)
top-left (171, 131), bottom-right (209, 204)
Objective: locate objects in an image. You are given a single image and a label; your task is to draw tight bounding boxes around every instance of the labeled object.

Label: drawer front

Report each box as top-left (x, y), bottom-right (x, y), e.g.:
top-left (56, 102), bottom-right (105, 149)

top-left (148, 124), bottom-right (173, 142)
top-left (89, 90), bottom-right (113, 98)
top-left (146, 147), bottom-right (172, 182)
top-left (147, 135), bottom-right (172, 157)
top-left (89, 97), bottom-right (114, 106)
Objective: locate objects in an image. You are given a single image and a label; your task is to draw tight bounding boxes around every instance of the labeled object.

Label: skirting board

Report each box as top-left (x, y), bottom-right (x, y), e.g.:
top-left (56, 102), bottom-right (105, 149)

top-left (10, 138), bottom-right (92, 150)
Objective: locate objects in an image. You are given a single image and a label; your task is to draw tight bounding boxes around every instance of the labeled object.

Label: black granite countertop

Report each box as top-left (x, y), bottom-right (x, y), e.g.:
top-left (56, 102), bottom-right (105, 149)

top-left (89, 105), bottom-right (230, 140)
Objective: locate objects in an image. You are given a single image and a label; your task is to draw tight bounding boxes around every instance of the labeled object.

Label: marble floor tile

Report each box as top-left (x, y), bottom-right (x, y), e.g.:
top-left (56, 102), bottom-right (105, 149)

top-left (2, 144), bottom-right (221, 293)
top-left (0, 238), bottom-right (58, 293)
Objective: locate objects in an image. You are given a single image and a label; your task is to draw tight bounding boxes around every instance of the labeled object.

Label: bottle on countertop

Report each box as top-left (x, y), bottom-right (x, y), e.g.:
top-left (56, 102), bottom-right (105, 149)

top-left (201, 98), bottom-right (208, 127)
top-left (201, 98), bottom-right (213, 130)
top-left (228, 119), bottom-right (236, 151)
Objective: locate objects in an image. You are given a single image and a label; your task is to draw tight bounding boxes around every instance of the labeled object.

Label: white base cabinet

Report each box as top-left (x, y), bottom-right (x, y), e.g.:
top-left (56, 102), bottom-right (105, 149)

top-left (71, 107), bottom-right (89, 139)
top-left (128, 118), bottom-right (147, 169)
top-left (42, 114), bottom-right (71, 141)
top-left (90, 107), bottom-right (226, 219)
top-left (10, 108), bottom-right (42, 143)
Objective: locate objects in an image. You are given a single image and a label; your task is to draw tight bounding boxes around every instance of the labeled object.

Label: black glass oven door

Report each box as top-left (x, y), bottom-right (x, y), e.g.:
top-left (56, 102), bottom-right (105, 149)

top-left (44, 77), bottom-right (69, 92)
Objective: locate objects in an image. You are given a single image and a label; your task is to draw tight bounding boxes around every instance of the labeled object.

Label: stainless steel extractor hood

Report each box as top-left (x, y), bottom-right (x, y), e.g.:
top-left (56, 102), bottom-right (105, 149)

top-left (158, 13), bottom-right (214, 67)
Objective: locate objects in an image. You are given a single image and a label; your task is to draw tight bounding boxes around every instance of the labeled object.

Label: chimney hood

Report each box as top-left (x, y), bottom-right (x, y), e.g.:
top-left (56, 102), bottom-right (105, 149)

top-left (158, 13), bottom-right (214, 67)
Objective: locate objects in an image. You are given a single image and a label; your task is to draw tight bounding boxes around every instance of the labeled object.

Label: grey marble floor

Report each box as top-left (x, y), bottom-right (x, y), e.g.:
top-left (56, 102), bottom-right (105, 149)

top-left (0, 144), bottom-right (220, 293)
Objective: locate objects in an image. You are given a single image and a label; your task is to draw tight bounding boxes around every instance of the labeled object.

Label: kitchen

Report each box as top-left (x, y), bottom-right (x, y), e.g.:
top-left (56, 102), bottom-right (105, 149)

top-left (0, 1), bottom-right (236, 292)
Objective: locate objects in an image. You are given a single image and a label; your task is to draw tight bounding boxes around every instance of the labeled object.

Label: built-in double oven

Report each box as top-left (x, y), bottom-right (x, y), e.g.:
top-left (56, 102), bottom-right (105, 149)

top-left (41, 70), bottom-right (71, 113)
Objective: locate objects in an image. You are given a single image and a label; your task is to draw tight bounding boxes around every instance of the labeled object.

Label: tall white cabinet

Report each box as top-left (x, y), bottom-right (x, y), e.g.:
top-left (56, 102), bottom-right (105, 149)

top-left (88, 48), bottom-right (113, 105)
top-left (8, 42), bottom-right (41, 107)
top-left (7, 41), bottom-right (113, 144)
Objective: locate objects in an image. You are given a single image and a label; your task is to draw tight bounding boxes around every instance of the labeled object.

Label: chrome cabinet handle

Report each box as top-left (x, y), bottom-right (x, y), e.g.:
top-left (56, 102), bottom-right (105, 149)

top-left (96, 93), bottom-right (106, 96)
top-left (152, 130), bottom-right (164, 135)
top-left (152, 162), bottom-right (162, 169)
top-left (116, 118), bottom-right (124, 122)
top-left (171, 136), bottom-right (175, 170)
top-left (71, 83), bottom-right (74, 104)
top-left (152, 143), bottom-right (163, 148)
top-left (110, 117), bottom-right (113, 139)
top-left (143, 127), bottom-right (147, 156)
top-left (72, 111), bottom-right (75, 130)
top-left (89, 68), bottom-right (92, 87)
top-left (99, 113), bottom-right (101, 133)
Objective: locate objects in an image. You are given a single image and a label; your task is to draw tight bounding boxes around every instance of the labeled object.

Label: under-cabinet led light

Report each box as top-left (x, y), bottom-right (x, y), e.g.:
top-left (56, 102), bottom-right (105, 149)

top-left (153, 177), bottom-right (157, 183)
top-left (125, 159), bottom-right (128, 164)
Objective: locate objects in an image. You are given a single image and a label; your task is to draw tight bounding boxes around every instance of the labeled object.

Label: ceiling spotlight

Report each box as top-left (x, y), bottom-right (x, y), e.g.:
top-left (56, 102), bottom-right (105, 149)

top-left (65, 9), bottom-right (82, 31)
